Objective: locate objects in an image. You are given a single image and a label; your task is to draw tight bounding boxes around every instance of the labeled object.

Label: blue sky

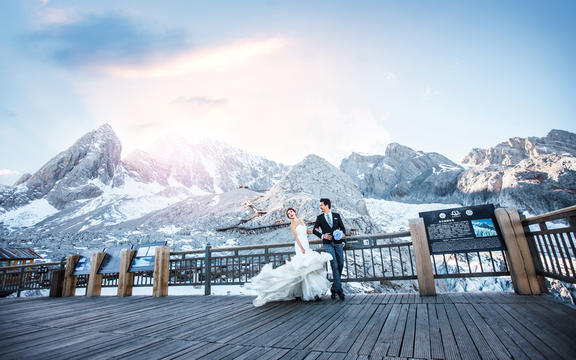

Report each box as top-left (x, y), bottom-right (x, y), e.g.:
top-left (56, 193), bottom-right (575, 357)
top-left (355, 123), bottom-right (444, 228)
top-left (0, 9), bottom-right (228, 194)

top-left (1, 0), bottom-right (575, 185)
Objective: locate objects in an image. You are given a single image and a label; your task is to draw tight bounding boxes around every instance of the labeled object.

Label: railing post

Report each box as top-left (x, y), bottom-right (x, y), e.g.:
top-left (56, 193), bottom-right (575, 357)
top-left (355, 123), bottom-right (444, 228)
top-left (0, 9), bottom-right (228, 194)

top-left (494, 208), bottom-right (543, 295)
top-left (17, 267), bottom-right (25, 297)
top-left (204, 244), bottom-right (212, 296)
top-left (523, 222), bottom-right (548, 293)
top-left (153, 246), bottom-right (170, 297)
top-left (118, 249), bottom-right (136, 297)
top-left (63, 255), bottom-right (81, 297)
top-left (86, 252), bottom-right (106, 297)
top-left (1, 268), bottom-right (6, 293)
top-left (49, 260), bottom-right (66, 297)
top-left (409, 218), bottom-right (436, 296)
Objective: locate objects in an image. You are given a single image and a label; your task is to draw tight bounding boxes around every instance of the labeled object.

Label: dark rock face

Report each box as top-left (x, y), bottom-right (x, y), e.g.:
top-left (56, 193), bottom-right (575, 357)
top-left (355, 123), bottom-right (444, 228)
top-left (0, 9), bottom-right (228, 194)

top-left (340, 144), bottom-right (464, 203)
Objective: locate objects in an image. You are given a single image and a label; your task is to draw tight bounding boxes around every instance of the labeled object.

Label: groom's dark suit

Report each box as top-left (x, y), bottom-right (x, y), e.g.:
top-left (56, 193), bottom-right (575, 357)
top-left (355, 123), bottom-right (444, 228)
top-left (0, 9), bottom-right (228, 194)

top-left (313, 213), bottom-right (346, 244)
top-left (313, 212), bottom-right (346, 298)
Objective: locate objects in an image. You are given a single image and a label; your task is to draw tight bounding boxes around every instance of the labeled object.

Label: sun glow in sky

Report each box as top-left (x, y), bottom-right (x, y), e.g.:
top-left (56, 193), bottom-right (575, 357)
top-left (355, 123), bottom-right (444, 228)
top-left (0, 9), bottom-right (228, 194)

top-left (1, 0), bottom-right (575, 185)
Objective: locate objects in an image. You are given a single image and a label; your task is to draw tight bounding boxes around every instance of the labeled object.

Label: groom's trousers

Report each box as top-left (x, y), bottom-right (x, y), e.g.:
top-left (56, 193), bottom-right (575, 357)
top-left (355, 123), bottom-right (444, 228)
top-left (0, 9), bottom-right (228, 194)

top-left (323, 243), bottom-right (344, 292)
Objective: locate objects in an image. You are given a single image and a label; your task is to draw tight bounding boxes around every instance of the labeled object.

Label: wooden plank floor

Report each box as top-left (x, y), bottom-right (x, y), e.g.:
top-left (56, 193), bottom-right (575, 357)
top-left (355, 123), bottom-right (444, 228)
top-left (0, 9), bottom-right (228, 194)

top-left (1, 293), bottom-right (575, 360)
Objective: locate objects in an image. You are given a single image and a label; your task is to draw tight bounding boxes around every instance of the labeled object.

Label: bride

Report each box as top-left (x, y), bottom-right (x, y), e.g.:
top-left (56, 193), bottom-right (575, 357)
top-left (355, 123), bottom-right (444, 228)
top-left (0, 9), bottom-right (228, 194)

top-left (247, 208), bottom-right (333, 307)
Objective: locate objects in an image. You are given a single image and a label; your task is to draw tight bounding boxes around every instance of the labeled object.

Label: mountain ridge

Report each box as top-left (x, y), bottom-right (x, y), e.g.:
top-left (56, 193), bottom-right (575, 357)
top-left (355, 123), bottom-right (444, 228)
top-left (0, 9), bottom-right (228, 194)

top-left (1, 124), bottom-right (574, 260)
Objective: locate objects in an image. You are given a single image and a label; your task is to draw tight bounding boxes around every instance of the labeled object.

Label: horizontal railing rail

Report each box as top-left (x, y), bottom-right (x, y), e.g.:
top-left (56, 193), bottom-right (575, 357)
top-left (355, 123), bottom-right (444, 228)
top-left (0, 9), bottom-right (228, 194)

top-left (522, 205), bottom-right (576, 284)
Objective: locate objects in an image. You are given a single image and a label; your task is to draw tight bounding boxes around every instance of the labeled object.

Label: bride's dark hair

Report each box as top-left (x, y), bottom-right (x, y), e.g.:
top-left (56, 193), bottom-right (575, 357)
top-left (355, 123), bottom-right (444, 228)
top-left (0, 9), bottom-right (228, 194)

top-left (285, 207), bottom-right (296, 217)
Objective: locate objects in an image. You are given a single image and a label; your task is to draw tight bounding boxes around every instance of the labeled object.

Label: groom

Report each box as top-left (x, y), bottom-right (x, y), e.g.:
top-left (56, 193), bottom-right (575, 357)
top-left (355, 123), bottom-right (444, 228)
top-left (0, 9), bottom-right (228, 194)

top-left (313, 198), bottom-right (346, 300)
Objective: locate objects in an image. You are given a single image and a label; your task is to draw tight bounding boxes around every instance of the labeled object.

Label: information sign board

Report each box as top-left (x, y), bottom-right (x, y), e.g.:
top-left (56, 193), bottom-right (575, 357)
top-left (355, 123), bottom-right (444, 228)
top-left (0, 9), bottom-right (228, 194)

top-left (73, 249), bottom-right (104, 275)
top-left (129, 242), bottom-right (167, 272)
top-left (98, 246), bottom-right (129, 274)
top-left (419, 204), bottom-right (506, 254)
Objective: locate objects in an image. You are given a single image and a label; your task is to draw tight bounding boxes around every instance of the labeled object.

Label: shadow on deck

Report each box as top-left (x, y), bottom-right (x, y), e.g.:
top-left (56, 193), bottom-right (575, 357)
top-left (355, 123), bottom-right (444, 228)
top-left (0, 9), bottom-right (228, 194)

top-left (1, 293), bottom-right (575, 360)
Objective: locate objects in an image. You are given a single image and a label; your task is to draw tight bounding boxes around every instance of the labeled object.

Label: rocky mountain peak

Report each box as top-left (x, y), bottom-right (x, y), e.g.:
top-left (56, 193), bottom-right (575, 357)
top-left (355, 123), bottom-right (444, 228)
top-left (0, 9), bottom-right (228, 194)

top-left (0, 123), bottom-right (122, 210)
top-left (384, 142), bottom-right (417, 160)
top-left (264, 154), bottom-right (368, 216)
top-left (462, 129), bottom-right (576, 168)
top-left (124, 134), bottom-right (288, 193)
top-left (542, 129), bottom-right (576, 155)
top-left (340, 143), bottom-right (463, 203)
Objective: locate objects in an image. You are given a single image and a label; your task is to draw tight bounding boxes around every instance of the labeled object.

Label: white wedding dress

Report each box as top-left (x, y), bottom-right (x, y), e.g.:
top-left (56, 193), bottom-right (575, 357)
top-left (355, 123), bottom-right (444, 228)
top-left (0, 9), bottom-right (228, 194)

top-left (247, 224), bottom-right (333, 307)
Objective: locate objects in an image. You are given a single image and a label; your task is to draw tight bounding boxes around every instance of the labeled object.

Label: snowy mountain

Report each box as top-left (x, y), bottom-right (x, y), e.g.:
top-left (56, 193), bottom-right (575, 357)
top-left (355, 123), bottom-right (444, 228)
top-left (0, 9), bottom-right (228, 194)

top-left (125, 137), bottom-right (288, 193)
top-left (1, 124), bottom-right (574, 266)
top-left (340, 130), bottom-right (576, 215)
top-left (245, 154), bottom-right (376, 233)
top-left (458, 130), bottom-right (576, 215)
top-left (0, 124), bottom-right (122, 211)
top-left (340, 143), bottom-right (463, 203)
top-left (0, 124), bottom-right (291, 257)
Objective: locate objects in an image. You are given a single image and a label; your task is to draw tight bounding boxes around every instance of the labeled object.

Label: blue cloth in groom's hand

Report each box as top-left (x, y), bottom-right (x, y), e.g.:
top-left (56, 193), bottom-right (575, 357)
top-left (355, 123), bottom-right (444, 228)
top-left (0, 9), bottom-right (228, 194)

top-left (333, 229), bottom-right (343, 241)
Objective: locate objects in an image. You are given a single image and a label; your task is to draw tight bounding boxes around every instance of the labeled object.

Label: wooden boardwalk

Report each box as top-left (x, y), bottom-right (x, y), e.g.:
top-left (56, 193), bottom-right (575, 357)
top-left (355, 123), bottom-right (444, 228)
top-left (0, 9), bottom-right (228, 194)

top-left (1, 293), bottom-right (575, 360)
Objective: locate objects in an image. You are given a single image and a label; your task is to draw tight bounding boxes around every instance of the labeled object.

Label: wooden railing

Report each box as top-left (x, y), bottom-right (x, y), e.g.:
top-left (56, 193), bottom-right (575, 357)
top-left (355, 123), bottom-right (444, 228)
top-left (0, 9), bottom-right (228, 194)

top-left (1, 226), bottom-right (511, 297)
top-left (166, 230), bottom-right (509, 293)
top-left (522, 205), bottom-right (576, 284)
top-left (0, 262), bottom-right (63, 297)
top-left (4, 205), bottom-right (574, 298)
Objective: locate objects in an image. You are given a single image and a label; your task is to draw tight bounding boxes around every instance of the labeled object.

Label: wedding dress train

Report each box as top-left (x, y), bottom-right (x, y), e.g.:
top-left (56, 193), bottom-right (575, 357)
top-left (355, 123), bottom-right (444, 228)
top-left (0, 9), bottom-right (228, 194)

top-left (247, 224), bottom-right (332, 307)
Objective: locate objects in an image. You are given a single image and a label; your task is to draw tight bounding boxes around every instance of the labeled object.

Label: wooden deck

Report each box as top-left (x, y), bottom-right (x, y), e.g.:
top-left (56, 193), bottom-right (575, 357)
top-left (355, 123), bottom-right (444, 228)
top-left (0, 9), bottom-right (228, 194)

top-left (1, 293), bottom-right (575, 360)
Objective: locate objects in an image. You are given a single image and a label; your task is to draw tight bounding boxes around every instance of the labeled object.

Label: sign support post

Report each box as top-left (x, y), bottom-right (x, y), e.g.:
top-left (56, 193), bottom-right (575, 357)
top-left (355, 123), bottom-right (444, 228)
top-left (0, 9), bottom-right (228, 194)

top-left (153, 246), bottom-right (170, 297)
top-left (494, 208), bottom-right (543, 295)
top-left (86, 252), bottom-right (106, 297)
top-left (409, 218), bottom-right (436, 296)
top-left (118, 249), bottom-right (136, 297)
top-left (63, 254), bottom-right (80, 297)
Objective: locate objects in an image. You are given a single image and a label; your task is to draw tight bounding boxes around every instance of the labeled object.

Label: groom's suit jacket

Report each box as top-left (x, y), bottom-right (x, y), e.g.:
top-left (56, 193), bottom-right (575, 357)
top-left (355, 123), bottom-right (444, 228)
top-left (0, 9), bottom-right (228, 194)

top-left (313, 212), bottom-right (346, 244)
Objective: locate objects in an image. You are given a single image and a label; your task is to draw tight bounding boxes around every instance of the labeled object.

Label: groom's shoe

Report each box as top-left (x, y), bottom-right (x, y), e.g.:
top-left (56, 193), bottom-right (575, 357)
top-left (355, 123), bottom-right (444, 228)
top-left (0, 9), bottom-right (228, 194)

top-left (337, 291), bottom-right (345, 301)
top-left (330, 289), bottom-right (336, 299)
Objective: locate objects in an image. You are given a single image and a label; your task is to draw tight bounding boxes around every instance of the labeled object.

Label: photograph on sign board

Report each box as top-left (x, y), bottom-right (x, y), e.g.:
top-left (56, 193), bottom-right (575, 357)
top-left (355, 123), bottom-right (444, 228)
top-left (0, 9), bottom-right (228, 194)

top-left (132, 256), bottom-right (155, 268)
top-left (471, 219), bottom-right (499, 237)
top-left (74, 256), bottom-right (92, 275)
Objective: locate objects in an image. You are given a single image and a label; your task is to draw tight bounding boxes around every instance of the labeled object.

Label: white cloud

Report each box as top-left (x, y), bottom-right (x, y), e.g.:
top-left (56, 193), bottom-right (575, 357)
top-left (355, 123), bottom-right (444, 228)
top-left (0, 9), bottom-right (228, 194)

top-left (81, 36), bottom-right (394, 166)
top-left (0, 169), bottom-right (20, 176)
top-left (98, 37), bottom-right (289, 78)
top-left (35, 7), bottom-right (79, 25)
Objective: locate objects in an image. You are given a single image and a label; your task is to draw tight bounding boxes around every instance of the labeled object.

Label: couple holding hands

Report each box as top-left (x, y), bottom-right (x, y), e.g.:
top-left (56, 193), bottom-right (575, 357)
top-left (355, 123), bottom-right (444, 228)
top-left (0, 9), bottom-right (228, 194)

top-left (248, 198), bottom-right (347, 307)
